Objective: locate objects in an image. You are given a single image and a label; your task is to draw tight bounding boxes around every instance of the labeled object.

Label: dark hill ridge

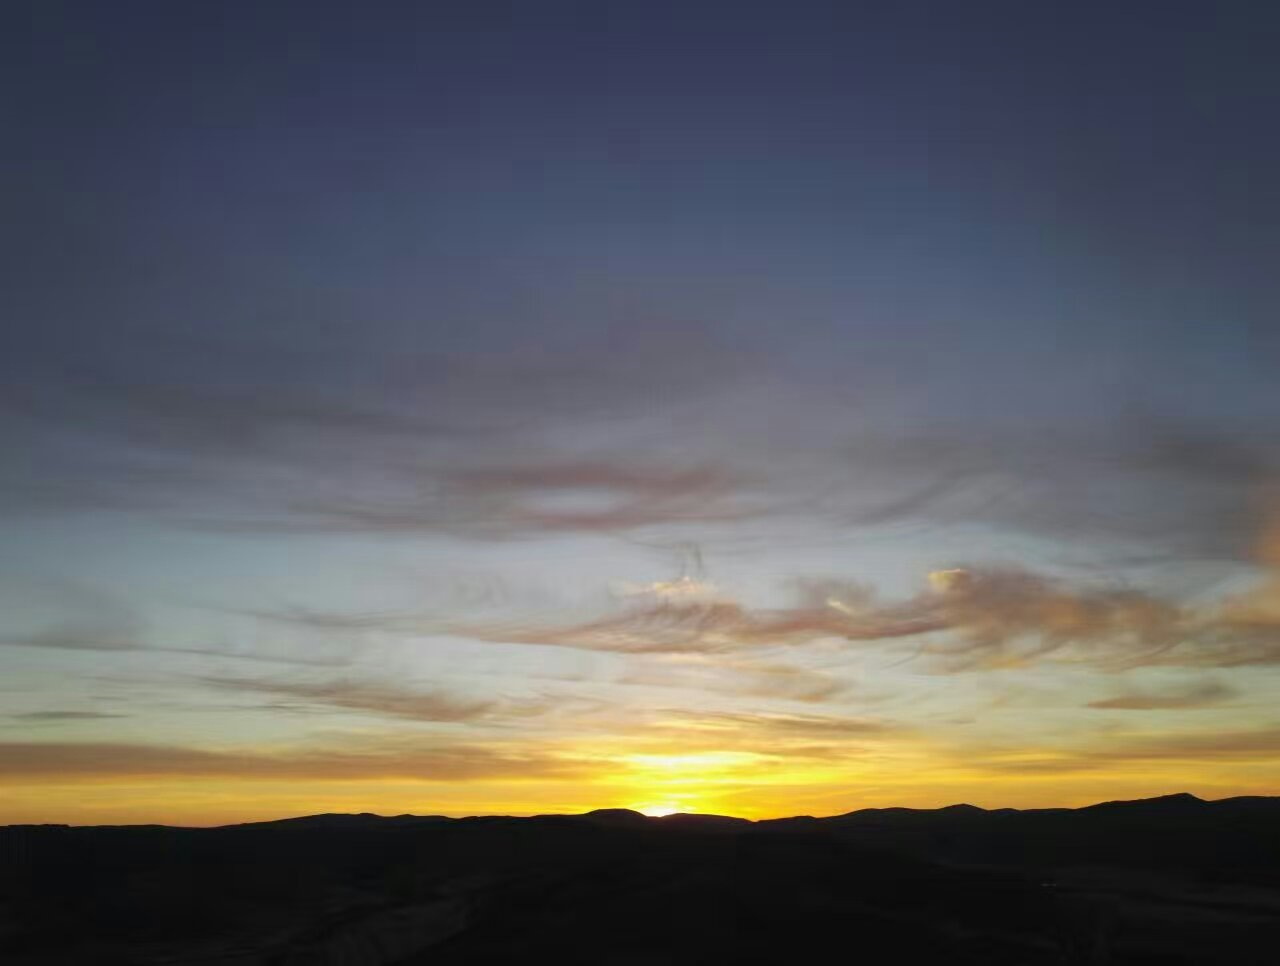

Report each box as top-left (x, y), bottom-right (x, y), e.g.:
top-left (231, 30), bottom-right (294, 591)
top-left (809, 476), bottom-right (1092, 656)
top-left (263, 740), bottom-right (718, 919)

top-left (165, 791), bottom-right (1270, 831)
top-left (1084, 791), bottom-right (1205, 809)
top-left (13, 792), bottom-right (1267, 833)
top-left (3, 794), bottom-right (1278, 965)
top-left (234, 811), bottom-right (454, 829)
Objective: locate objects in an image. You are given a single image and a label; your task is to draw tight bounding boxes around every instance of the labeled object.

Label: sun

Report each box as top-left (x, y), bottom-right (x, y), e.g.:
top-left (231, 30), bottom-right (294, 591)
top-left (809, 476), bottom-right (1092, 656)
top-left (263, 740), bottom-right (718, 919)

top-left (635, 803), bottom-right (680, 817)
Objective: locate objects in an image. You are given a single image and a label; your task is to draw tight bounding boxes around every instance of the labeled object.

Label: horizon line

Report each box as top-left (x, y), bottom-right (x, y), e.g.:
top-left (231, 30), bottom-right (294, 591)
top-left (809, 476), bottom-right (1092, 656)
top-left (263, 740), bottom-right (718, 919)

top-left (10, 790), bottom-right (1278, 830)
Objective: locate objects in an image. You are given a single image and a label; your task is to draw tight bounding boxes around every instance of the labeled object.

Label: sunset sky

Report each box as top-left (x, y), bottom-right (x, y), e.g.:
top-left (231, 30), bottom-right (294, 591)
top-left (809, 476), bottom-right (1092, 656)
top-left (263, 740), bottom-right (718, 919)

top-left (3, 2), bottom-right (1279, 825)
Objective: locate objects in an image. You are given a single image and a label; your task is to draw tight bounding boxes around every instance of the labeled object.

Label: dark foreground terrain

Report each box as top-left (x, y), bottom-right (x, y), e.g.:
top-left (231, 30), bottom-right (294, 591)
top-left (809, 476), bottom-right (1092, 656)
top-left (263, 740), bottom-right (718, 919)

top-left (3, 793), bottom-right (1278, 964)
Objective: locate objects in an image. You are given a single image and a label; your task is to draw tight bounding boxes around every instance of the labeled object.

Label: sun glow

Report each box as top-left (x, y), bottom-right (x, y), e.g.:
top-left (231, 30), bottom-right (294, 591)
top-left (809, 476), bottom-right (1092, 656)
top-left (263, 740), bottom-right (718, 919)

top-left (625, 751), bottom-right (760, 774)
top-left (635, 803), bottom-right (680, 817)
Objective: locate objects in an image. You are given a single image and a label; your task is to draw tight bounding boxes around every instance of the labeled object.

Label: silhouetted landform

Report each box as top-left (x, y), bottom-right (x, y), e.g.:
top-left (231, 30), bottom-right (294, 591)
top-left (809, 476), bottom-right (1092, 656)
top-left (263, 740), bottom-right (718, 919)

top-left (3, 794), bottom-right (1279, 964)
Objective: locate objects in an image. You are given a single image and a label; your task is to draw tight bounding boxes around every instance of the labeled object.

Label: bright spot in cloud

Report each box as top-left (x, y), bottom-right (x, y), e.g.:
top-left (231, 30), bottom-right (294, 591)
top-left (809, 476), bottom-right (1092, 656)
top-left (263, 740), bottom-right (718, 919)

top-left (616, 575), bottom-right (721, 600)
top-left (626, 751), bottom-right (758, 774)
top-left (928, 568), bottom-right (971, 593)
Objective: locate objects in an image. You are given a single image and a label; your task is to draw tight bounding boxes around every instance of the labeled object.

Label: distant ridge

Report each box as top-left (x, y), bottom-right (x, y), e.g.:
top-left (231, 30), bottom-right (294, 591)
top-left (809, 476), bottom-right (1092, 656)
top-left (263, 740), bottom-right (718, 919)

top-left (228, 812), bottom-right (453, 829)
top-left (573, 808), bottom-right (649, 827)
top-left (1083, 791), bottom-right (1205, 810)
top-left (12, 793), bottom-right (1273, 831)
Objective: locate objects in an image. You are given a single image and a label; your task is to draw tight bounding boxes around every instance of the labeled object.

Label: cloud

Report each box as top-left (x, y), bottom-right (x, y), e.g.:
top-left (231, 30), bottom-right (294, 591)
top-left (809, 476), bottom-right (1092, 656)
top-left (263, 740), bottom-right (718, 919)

top-left (5, 306), bottom-right (1278, 564)
top-left (0, 579), bottom-right (363, 667)
top-left (192, 493), bottom-right (1280, 669)
top-left (2, 631), bottom-right (143, 653)
top-left (15, 319), bottom-right (1276, 557)
top-left (890, 567), bottom-right (1188, 670)
top-left (456, 566), bottom-right (1159, 662)
top-left (718, 660), bottom-right (854, 703)
top-left (441, 462), bottom-right (753, 533)
top-left (259, 458), bottom-right (757, 538)
top-left (1, 331), bottom-right (765, 538)
top-left (32, 501), bottom-right (1268, 683)
top-left (460, 579), bottom-right (936, 655)
top-left (195, 675), bottom-right (549, 724)
top-left (658, 709), bottom-right (892, 740)
top-left (972, 725), bottom-right (1280, 775)
top-left (0, 582), bottom-right (147, 653)
top-left (0, 737), bottom-right (590, 782)
top-left (847, 564), bottom-right (1280, 670)
top-left (1109, 726), bottom-right (1280, 760)
top-left (0, 616), bottom-right (355, 667)
top-left (618, 657), bottom-right (852, 703)
top-left (9, 711), bottom-right (130, 721)
top-left (827, 418), bottom-right (1280, 564)
top-left (454, 558), bottom-right (1280, 671)
top-left (1087, 680), bottom-right (1237, 710)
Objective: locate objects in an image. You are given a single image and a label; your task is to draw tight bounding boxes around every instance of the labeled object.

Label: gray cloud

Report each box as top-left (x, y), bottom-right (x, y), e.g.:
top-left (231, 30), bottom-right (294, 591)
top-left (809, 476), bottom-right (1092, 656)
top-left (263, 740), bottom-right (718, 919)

top-left (0, 624), bottom-right (356, 667)
top-left (0, 582), bottom-right (147, 653)
top-left (9, 711), bottom-right (130, 721)
top-left (1087, 680), bottom-right (1238, 710)
top-left (1, 330), bottom-right (765, 539)
top-left (0, 579), bottom-right (362, 667)
top-left (828, 419), bottom-right (1280, 565)
top-left (195, 675), bottom-right (556, 724)
top-left (254, 458), bottom-right (758, 538)
top-left (7, 319), bottom-right (1276, 560)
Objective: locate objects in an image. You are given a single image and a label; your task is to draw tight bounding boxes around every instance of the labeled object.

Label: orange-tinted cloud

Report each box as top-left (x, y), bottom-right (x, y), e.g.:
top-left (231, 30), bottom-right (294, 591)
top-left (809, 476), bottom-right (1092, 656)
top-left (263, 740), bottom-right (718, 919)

top-left (662, 709), bottom-right (889, 735)
top-left (0, 738), bottom-right (590, 782)
top-left (461, 562), bottom-right (1280, 670)
top-left (969, 725), bottom-right (1280, 774)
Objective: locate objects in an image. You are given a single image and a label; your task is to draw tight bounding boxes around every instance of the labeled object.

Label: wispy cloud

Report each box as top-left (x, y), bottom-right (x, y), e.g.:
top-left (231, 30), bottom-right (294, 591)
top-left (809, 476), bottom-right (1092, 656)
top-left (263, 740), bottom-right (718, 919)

top-left (0, 582), bottom-right (147, 653)
top-left (656, 709), bottom-right (892, 740)
top-left (455, 559), bottom-right (1280, 670)
top-left (971, 724), bottom-right (1280, 775)
top-left (618, 655), bottom-right (852, 703)
top-left (9, 711), bottom-right (130, 721)
top-left (0, 737), bottom-right (591, 782)
top-left (458, 577), bottom-right (936, 655)
top-left (0, 580), bottom-right (362, 667)
top-left (1, 332), bottom-right (765, 538)
top-left (8, 323), bottom-right (1275, 559)
top-left (258, 458), bottom-right (757, 538)
top-left (1087, 680), bottom-right (1237, 710)
top-left (827, 418), bottom-right (1280, 563)
top-left (1106, 725), bottom-right (1280, 761)
top-left (195, 675), bottom-right (563, 724)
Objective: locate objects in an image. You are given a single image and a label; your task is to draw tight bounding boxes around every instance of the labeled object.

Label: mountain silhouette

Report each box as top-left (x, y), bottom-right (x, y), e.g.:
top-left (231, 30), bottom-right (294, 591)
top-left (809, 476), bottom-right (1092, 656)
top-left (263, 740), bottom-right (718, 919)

top-left (3, 794), bottom-right (1278, 964)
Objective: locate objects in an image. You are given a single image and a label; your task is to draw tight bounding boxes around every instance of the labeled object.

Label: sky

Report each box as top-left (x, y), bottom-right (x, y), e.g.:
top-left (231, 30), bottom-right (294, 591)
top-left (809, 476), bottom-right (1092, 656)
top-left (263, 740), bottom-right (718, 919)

top-left (2, 1), bottom-right (1279, 825)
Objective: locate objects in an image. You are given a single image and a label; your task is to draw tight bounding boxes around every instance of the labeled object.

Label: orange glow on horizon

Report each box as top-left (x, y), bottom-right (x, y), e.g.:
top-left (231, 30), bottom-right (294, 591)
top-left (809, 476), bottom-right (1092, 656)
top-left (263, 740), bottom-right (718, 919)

top-left (3, 743), bottom-right (1275, 827)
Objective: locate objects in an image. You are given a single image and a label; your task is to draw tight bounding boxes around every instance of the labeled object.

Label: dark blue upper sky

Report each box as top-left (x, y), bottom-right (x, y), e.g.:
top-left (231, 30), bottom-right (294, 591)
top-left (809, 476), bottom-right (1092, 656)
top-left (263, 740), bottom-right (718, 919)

top-left (5, 0), bottom-right (1279, 560)
top-left (8, 1), bottom-right (1277, 396)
